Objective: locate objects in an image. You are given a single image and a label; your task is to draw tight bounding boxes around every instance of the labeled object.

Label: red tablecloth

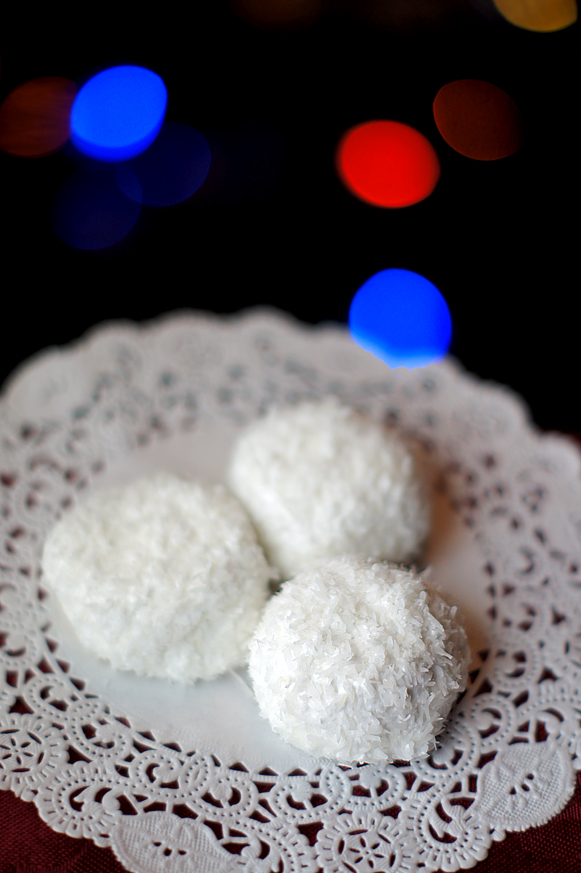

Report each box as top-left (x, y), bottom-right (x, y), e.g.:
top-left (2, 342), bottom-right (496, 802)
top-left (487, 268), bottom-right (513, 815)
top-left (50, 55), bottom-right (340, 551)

top-left (2, 774), bottom-right (581, 873)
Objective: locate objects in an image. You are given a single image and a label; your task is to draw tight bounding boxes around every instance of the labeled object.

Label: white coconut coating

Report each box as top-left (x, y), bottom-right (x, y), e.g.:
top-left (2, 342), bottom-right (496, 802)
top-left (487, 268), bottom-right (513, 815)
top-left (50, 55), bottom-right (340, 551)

top-left (42, 473), bottom-right (274, 682)
top-left (248, 556), bottom-right (469, 763)
top-left (227, 398), bottom-right (430, 579)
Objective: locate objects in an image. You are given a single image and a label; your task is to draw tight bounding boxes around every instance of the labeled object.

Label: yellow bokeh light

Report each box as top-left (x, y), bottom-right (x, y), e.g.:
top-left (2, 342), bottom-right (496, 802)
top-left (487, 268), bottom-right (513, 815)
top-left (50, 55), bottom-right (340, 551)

top-left (493, 0), bottom-right (577, 32)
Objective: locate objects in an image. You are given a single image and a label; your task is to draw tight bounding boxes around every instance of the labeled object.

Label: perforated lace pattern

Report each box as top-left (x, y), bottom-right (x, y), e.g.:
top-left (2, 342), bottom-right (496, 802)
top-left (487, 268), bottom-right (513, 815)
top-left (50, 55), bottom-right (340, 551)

top-left (1, 310), bottom-right (580, 873)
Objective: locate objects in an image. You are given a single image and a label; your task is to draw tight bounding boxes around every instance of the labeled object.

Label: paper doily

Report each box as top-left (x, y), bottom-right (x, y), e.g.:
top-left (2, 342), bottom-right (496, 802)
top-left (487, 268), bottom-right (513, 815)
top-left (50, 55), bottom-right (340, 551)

top-left (1, 308), bottom-right (580, 873)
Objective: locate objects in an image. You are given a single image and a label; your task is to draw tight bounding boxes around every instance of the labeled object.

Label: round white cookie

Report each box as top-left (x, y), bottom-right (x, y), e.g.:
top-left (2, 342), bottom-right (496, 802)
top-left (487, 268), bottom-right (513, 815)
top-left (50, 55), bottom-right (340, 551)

top-left (228, 398), bottom-right (430, 578)
top-left (248, 556), bottom-right (470, 763)
top-left (42, 473), bottom-right (274, 682)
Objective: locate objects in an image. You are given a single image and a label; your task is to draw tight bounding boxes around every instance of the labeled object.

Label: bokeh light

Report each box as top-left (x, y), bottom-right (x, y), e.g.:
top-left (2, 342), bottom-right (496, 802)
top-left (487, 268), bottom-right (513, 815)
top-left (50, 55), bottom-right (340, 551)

top-left (349, 269), bottom-right (452, 368)
top-left (492, 0), bottom-right (577, 31)
top-left (115, 122), bottom-right (211, 207)
top-left (433, 79), bottom-right (524, 161)
top-left (0, 77), bottom-right (77, 158)
top-left (231, 0), bottom-right (321, 29)
top-left (336, 121), bottom-right (441, 208)
top-left (52, 165), bottom-right (141, 249)
top-left (70, 66), bottom-right (167, 162)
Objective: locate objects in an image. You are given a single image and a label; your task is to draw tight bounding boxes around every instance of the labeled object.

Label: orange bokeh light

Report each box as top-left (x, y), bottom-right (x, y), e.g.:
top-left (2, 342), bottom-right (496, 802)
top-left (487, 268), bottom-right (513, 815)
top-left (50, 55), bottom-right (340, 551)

top-left (336, 120), bottom-right (441, 208)
top-left (0, 77), bottom-right (77, 158)
top-left (231, 0), bottom-right (321, 29)
top-left (433, 79), bottom-right (524, 161)
top-left (493, 0), bottom-right (577, 32)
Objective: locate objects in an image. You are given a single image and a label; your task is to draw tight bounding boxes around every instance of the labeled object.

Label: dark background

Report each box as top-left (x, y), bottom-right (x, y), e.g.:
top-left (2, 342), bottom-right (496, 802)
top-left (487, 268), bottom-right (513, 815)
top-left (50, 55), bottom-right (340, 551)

top-left (0, 2), bottom-right (577, 430)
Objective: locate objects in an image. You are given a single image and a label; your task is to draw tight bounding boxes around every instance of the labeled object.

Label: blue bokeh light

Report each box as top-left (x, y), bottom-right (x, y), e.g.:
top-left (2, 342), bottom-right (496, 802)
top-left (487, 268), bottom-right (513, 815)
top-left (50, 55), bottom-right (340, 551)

top-left (51, 165), bottom-right (141, 249)
top-left (70, 66), bottom-right (167, 162)
top-left (349, 268), bottom-right (452, 368)
top-left (115, 122), bottom-right (211, 206)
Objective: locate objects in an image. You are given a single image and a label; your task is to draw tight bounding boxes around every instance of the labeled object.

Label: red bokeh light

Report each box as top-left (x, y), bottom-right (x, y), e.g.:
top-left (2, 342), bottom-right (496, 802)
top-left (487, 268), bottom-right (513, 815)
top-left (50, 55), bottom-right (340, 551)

top-left (336, 120), bottom-right (441, 208)
top-left (0, 77), bottom-right (77, 158)
top-left (433, 79), bottom-right (524, 161)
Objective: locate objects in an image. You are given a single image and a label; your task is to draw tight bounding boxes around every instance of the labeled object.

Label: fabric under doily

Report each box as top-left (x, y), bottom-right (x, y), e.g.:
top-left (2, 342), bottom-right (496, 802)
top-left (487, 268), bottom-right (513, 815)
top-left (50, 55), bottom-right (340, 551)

top-left (1, 308), bottom-right (580, 873)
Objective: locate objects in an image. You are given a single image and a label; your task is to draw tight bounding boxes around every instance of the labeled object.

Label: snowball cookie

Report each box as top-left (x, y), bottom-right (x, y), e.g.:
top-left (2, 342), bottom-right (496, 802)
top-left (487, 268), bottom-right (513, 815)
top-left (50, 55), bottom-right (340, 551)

top-left (248, 556), bottom-right (470, 763)
top-left (227, 398), bottom-right (430, 579)
top-left (42, 473), bottom-right (275, 682)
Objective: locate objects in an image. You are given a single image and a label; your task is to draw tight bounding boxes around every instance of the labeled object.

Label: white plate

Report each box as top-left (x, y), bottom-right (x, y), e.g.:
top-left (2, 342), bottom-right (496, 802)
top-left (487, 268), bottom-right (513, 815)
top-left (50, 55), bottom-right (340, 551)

top-left (2, 309), bottom-right (579, 873)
